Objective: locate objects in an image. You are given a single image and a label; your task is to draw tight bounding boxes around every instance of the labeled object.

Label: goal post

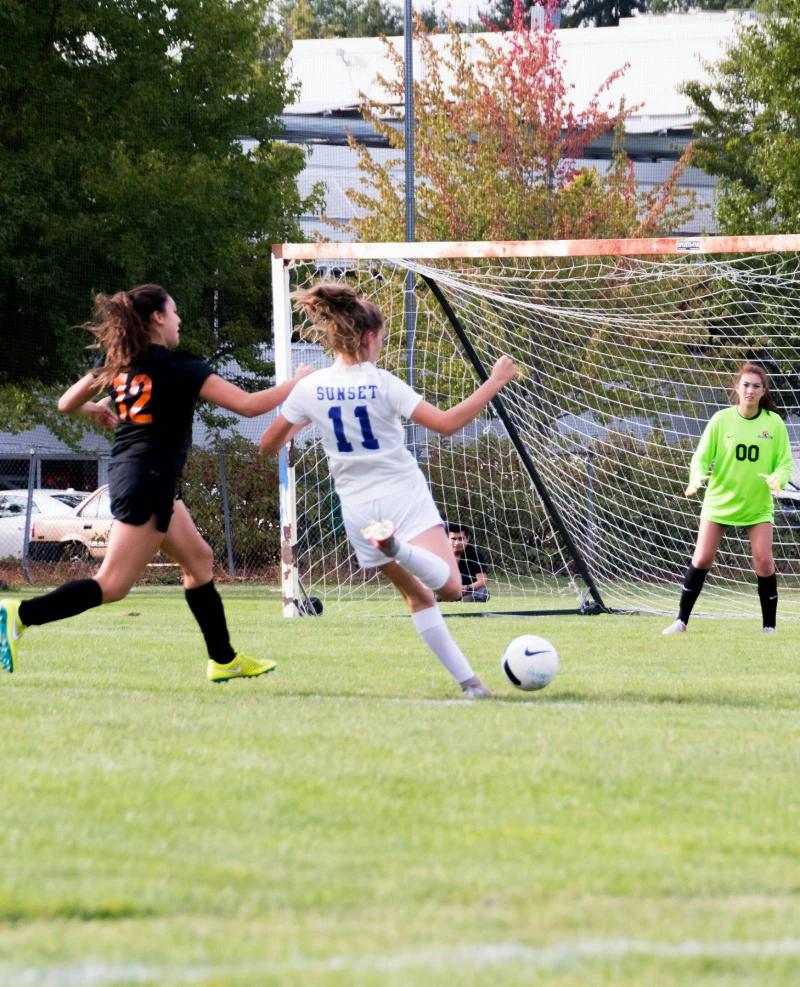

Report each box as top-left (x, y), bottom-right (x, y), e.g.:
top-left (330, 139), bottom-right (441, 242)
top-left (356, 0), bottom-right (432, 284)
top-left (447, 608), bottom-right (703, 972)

top-left (271, 236), bottom-right (800, 619)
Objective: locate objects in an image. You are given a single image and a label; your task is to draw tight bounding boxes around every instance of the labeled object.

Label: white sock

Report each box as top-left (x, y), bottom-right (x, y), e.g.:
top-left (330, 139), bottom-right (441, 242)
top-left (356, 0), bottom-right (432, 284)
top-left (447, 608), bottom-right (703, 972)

top-left (411, 606), bottom-right (474, 684)
top-left (390, 541), bottom-right (450, 591)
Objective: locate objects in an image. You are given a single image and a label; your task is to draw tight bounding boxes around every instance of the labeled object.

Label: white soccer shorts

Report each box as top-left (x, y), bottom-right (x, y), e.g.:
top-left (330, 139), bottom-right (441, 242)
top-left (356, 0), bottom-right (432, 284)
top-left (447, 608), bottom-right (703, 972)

top-left (341, 473), bottom-right (444, 569)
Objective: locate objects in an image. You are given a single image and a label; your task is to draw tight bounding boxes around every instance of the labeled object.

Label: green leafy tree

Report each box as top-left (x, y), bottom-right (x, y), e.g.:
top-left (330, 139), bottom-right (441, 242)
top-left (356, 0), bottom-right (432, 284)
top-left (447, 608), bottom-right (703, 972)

top-left (648, 0), bottom-right (751, 10)
top-left (560, 0), bottom-right (647, 27)
top-left (682, 0), bottom-right (800, 233)
top-left (0, 0), bottom-right (322, 431)
top-left (279, 0), bottom-right (404, 38)
top-left (484, 0), bottom-right (647, 29)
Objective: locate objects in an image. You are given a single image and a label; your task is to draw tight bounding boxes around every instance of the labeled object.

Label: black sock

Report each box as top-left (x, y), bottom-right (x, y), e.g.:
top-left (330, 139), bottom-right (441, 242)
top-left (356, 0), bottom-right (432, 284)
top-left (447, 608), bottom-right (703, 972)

top-left (678, 564), bottom-right (709, 625)
top-left (757, 573), bottom-right (778, 629)
top-left (184, 580), bottom-right (235, 663)
top-left (19, 579), bottom-right (103, 627)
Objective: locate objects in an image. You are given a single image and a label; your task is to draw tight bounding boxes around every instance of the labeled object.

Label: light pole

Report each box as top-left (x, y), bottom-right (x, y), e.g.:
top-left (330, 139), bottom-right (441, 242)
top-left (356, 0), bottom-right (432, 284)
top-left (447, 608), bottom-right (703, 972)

top-left (403, 0), bottom-right (417, 449)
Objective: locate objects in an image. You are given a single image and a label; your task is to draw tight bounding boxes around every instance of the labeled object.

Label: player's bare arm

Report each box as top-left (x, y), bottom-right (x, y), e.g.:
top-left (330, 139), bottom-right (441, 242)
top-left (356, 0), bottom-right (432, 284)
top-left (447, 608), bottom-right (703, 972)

top-left (57, 372), bottom-right (117, 427)
top-left (410, 355), bottom-right (516, 436)
top-left (199, 364), bottom-right (314, 418)
top-left (259, 414), bottom-right (309, 455)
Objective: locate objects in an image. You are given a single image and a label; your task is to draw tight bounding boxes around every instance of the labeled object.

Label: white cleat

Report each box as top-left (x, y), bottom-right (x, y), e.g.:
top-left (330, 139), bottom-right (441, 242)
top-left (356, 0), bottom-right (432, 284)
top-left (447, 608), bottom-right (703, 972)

top-left (762, 626), bottom-right (777, 635)
top-left (460, 676), bottom-right (495, 700)
top-left (662, 619), bottom-right (687, 636)
top-left (360, 519), bottom-right (398, 556)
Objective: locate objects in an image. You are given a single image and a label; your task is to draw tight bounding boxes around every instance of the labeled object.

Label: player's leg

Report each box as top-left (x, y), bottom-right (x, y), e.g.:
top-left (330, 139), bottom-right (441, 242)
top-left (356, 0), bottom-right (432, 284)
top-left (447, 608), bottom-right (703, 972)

top-left (378, 559), bottom-right (492, 699)
top-left (93, 516), bottom-right (166, 601)
top-left (663, 520), bottom-right (725, 634)
top-left (160, 501), bottom-right (274, 681)
top-left (357, 472), bottom-right (460, 595)
top-left (1, 518), bottom-right (163, 672)
top-left (408, 524), bottom-right (464, 602)
top-left (361, 519), bottom-right (452, 592)
top-left (748, 522), bottom-right (777, 632)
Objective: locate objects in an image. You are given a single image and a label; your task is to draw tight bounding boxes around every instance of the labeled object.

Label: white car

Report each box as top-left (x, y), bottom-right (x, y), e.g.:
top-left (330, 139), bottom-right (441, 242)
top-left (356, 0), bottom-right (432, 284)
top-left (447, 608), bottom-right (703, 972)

top-left (27, 486), bottom-right (113, 561)
top-left (0, 489), bottom-right (91, 560)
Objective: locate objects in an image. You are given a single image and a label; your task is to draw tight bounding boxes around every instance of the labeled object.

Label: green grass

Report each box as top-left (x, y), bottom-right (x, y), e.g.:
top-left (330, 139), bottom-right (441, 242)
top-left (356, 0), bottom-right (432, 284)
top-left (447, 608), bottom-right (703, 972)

top-left (1, 586), bottom-right (799, 986)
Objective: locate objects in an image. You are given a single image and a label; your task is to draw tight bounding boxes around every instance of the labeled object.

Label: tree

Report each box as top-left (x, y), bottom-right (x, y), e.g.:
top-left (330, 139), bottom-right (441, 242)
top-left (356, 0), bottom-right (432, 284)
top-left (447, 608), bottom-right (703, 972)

top-left (648, 0), bottom-right (751, 10)
top-left (279, 0), bottom-right (404, 38)
top-left (0, 0), bottom-right (322, 430)
top-left (484, 0), bottom-right (648, 29)
top-left (340, 2), bottom-right (694, 242)
top-left (560, 0), bottom-right (647, 27)
top-left (682, 0), bottom-right (800, 233)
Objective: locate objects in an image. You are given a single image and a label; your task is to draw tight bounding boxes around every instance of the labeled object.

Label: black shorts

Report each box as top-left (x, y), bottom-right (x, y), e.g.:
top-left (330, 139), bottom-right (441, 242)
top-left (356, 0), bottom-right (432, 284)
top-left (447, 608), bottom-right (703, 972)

top-left (108, 462), bottom-right (178, 533)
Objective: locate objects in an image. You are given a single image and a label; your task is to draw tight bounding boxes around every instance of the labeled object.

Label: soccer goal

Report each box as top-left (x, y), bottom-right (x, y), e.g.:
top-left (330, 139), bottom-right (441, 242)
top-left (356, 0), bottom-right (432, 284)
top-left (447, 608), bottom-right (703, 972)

top-left (271, 236), bottom-right (800, 619)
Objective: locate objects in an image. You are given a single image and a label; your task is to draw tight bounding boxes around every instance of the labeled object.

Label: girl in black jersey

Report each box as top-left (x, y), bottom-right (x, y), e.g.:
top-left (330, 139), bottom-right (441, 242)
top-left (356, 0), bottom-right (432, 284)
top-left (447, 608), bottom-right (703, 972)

top-left (0, 284), bottom-right (310, 681)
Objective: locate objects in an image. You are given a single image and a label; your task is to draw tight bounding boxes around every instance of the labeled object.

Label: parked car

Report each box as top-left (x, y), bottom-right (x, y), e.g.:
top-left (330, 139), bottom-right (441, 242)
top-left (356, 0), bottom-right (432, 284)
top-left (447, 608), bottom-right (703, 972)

top-left (0, 489), bottom-right (92, 560)
top-left (27, 486), bottom-right (113, 561)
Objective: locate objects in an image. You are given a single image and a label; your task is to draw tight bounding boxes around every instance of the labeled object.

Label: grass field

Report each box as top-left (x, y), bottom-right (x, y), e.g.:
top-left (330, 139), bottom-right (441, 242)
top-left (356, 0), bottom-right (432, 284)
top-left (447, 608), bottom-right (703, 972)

top-left (1, 586), bottom-right (799, 986)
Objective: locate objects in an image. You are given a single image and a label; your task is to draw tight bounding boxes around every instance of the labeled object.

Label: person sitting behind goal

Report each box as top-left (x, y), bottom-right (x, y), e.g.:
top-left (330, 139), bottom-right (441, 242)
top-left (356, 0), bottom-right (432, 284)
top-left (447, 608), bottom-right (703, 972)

top-left (447, 522), bottom-right (490, 603)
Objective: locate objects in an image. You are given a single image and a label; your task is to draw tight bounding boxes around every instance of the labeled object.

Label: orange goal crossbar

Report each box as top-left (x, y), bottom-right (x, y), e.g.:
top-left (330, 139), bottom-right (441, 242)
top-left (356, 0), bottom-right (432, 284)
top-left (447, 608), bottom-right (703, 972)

top-left (273, 234), bottom-right (800, 262)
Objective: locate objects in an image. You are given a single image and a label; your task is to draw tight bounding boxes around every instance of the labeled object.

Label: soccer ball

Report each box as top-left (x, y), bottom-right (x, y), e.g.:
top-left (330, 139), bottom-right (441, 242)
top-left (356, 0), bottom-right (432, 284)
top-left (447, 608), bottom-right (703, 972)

top-left (501, 635), bottom-right (559, 691)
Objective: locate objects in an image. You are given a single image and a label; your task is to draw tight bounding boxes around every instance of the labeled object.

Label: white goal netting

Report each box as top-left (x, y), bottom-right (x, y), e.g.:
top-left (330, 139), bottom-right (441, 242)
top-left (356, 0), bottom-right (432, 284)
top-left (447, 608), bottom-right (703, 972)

top-left (273, 240), bottom-right (800, 619)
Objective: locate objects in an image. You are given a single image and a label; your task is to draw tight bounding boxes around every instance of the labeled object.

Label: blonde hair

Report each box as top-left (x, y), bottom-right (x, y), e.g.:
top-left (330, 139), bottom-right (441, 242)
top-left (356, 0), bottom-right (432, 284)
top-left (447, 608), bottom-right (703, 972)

top-left (84, 284), bottom-right (170, 387)
top-left (291, 283), bottom-right (383, 359)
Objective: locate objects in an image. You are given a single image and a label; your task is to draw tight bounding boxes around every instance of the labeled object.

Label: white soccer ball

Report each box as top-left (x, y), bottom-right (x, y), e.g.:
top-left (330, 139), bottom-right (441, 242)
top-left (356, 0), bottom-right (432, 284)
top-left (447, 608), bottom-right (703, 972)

top-left (501, 635), bottom-right (559, 691)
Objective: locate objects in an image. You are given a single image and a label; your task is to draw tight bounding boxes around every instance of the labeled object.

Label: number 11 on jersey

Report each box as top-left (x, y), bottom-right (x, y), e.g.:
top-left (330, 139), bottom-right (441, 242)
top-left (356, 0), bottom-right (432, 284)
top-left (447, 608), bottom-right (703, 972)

top-left (328, 405), bottom-right (380, 453)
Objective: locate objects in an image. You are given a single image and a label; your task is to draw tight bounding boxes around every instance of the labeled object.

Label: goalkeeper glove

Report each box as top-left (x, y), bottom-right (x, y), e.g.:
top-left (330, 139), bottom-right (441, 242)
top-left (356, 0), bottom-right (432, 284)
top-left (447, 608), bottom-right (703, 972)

top-left (758, 472), bottom-right (783, 494)
top-left (684, 476), bottom-right (705, 497)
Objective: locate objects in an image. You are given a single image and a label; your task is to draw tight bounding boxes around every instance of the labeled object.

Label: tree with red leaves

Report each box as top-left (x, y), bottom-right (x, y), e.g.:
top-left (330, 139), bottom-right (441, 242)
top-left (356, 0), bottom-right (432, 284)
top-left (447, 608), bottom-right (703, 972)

top-left (338, 1), bottom-right (693, 242)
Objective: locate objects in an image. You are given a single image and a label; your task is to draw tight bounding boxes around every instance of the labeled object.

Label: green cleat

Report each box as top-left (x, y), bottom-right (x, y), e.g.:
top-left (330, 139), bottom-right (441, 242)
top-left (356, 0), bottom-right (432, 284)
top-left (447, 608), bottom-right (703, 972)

top-left (207, 653), bottom-right (276, 684)
top-left (0, 599), bottom-right (25, 674)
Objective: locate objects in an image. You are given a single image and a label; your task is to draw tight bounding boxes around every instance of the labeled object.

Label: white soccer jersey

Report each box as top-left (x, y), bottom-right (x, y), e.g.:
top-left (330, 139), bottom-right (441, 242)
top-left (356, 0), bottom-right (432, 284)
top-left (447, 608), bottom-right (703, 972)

top-left (280, 359), bottom-right (426, 505)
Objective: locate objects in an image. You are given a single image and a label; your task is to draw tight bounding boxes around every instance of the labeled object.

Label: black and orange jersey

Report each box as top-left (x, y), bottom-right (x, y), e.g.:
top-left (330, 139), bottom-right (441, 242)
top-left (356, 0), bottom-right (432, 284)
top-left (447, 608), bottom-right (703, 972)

top-left (105, 345), bottom-right (214, 476)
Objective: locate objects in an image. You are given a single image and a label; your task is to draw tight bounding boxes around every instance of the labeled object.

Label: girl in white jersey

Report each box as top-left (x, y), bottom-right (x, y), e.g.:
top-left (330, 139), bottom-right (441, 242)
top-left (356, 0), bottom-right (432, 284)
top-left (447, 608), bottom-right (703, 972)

top-left (260, 283), bottom-right (517, 699)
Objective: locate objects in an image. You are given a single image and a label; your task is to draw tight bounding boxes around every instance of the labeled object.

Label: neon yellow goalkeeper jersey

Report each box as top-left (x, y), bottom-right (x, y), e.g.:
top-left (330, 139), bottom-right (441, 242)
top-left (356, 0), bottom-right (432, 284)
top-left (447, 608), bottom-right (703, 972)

top-left (689, 406), bottom-right (793, 526)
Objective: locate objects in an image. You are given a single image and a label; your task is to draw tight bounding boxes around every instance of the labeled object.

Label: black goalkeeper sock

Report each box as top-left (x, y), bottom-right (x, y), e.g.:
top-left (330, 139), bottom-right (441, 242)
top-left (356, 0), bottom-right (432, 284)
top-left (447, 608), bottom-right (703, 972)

top-left (757, 573), bottom-right (778, 629)
top-left (19, 579), bottom-right (103, 627)
top-left (678, 564), bottom-right (709, 625)
top-left (184, 580), bottom-right (235, 664)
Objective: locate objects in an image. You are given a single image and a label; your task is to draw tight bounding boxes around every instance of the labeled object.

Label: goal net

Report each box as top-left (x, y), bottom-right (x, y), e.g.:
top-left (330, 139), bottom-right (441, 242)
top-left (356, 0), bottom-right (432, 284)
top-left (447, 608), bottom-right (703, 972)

top-left (271, 237), bottom-right (800, 619)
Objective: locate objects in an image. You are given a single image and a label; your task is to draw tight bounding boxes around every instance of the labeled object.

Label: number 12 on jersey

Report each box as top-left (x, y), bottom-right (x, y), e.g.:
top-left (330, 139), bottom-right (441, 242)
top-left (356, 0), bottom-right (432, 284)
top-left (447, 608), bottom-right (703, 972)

top-left (328, 405), bottom-right (380, 452)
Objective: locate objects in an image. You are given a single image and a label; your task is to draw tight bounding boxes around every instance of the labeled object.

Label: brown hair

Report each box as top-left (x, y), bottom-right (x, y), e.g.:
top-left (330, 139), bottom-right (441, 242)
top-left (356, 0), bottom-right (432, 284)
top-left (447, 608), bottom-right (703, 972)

top-left (729, 362), bottom-right (779, 414)
top-left (291, 283), bottom-right (383, 360)
top-left (85, 284), bottom-right (170, 387)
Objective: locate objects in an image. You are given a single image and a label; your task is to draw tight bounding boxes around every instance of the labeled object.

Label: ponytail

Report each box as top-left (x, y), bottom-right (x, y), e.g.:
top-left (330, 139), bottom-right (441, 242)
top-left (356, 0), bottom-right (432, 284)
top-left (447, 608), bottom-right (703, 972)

top-left (291, 283), bottom-right (383, 360)
top-left (84, 284), bottom-right (169, 387)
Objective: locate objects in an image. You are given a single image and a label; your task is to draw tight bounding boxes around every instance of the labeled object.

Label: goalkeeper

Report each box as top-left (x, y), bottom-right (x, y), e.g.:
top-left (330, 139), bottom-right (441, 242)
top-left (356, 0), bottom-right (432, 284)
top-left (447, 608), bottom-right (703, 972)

top-left (663, 362), bottom-right (793, 635)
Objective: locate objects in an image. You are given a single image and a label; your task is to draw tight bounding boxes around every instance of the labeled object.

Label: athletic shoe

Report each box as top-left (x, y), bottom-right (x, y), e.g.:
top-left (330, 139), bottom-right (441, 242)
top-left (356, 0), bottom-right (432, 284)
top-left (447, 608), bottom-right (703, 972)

top-left (0, 599), bottom-right (25, 674)
top-left (460, 675), bottom-right (495, 700)
top-left (360, 518), bottom-right (398, 557)
top-left (661, 619), bottom-right (687, 636)
top-left (762, 626), bottom-right (777, 635)
top-left (207, 653), bottom-right (276, 684)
